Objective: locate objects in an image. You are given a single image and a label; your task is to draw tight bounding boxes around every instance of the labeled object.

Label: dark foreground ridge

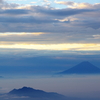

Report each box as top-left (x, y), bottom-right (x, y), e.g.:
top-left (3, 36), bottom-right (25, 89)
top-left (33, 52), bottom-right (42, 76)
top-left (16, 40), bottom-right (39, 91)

top-left (59, 61), bottom-right (100, 74)
top-left (7, 86), bottom-right (67, 100)
top-left (0, 87), bottom-right (81, 100)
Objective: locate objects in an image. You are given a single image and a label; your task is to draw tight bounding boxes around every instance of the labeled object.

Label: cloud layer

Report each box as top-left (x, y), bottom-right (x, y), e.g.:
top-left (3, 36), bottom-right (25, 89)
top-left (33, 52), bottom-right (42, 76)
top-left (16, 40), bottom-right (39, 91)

top-left (0, 1), bottom-right (100, 53)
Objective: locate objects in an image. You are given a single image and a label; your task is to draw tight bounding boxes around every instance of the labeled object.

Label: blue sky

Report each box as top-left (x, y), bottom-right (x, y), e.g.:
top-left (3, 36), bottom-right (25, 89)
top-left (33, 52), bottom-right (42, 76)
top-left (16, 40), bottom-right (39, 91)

top-left (6, 0), bottom-right (100, 5)
top-left (5, 0), bottom-right (100, 10)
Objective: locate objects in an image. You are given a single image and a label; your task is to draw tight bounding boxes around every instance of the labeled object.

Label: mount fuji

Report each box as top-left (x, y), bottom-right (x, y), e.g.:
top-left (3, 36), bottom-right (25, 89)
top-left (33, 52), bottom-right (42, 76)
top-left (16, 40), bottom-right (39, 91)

top-left (59, 61), bottom-right (100, 74)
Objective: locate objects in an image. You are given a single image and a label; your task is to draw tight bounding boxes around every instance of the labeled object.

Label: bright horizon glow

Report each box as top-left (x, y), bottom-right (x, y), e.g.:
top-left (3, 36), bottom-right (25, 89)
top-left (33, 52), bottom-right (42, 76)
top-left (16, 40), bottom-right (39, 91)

top-left (0, 32), bottom-right (44, 36)
top-left (0, 43), bottom-right (100, 51)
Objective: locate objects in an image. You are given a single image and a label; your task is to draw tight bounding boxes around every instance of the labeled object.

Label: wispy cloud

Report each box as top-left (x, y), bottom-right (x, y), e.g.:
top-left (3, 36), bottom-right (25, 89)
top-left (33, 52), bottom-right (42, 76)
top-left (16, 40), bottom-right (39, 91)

top-left (0, 0), bottom-right (99, 55)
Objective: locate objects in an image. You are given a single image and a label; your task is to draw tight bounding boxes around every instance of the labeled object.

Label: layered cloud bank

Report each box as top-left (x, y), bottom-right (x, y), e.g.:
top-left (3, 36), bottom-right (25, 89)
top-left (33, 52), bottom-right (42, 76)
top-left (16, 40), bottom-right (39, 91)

top-left (0, 0), bottom-right (100, 55)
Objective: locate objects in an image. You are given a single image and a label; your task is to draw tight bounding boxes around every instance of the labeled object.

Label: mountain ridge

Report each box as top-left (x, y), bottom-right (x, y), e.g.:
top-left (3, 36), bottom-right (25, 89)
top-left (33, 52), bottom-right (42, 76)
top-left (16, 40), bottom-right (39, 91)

top-left (59, 61), bottom-right (100, 74)
top-left (8, 86), bottom-right (67, 100)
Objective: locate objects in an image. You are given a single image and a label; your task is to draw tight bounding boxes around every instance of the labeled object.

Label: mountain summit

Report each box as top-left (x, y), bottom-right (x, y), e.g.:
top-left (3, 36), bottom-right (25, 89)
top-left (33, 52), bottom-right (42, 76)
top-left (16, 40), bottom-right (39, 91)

top-left (59, 61), bottom-right (100, 74)
top-left (8, 87), bottom-right (66, 100)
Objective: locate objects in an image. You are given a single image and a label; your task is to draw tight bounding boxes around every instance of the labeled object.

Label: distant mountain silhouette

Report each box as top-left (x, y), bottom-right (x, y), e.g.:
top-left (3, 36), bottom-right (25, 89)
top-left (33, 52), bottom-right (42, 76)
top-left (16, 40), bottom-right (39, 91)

top-left (8, 86), bottom-right (67, 100)
top-left (59, 61), bottom-right (100, 74)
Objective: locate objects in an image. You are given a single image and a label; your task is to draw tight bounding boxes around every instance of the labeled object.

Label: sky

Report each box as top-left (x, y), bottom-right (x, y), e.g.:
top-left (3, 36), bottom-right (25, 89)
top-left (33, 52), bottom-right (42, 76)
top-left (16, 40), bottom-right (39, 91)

top-left (0, 0), bottom-right (100, 100)
top-left (0, 0), bottom-right (100, 71)
top-left (0, 0), bottom-right (100, 53)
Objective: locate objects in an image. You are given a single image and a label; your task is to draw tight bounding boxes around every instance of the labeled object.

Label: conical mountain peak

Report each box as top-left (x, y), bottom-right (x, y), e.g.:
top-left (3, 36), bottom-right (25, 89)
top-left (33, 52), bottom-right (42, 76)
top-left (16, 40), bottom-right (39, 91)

top-left (59, 61), bottom-right (100, 74)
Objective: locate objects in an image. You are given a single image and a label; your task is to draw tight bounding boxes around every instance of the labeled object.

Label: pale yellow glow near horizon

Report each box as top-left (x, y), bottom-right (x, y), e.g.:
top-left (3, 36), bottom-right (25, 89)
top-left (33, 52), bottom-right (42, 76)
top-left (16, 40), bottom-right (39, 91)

top-left (0, 32), bottom-right (44, 36)
top-left (0, 43), bottom-right (100, 51)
